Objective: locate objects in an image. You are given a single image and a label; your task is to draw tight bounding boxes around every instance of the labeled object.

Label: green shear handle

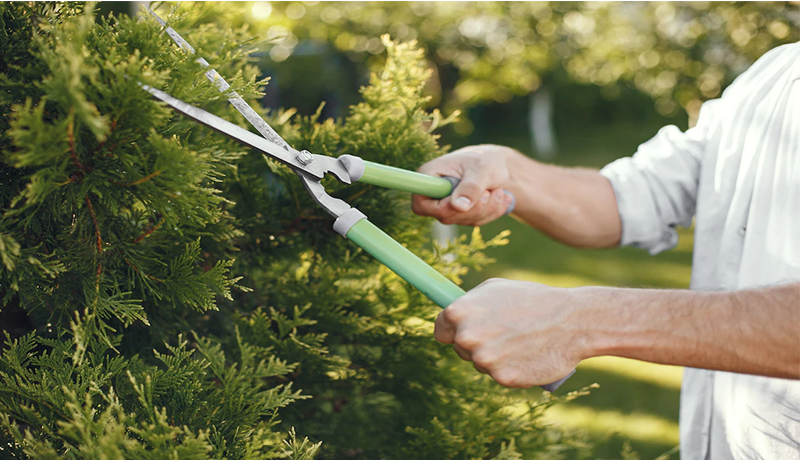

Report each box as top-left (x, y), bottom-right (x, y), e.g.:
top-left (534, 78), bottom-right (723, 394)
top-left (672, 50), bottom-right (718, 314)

top-left (337, 211), bottom-right (573, 392)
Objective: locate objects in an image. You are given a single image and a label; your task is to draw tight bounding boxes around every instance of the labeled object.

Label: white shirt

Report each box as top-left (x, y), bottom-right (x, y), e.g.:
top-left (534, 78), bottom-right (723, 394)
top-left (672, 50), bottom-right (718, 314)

top-left (600, 42), bottom-right (800, 460)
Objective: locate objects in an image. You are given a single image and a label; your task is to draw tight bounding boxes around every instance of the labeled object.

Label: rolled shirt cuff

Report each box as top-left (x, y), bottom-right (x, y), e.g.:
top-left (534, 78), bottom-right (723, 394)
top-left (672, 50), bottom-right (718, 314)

top-left (600, 158), bottom-right (680, 255)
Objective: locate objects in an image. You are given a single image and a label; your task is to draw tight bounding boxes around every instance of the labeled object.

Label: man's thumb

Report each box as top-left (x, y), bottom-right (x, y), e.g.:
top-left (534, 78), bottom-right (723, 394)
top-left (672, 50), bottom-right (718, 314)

top-left (450, 169), bottom-right (487, 212)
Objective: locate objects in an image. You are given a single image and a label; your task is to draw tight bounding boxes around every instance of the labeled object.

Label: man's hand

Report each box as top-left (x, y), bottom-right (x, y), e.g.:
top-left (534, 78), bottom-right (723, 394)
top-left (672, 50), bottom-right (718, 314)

top-left (434, 278), bottom-right (585, 388)
top-left (413, 144), bottom-right (623, 248)
top-left (412, 145), bottom-right (517, 226)
top-left (437, 280), bottom-right (800, 386)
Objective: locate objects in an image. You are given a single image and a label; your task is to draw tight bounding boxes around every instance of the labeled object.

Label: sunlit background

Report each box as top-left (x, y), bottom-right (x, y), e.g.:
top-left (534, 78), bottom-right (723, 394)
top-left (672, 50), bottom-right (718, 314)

top-left (102, 2), bottom-right (799, 457)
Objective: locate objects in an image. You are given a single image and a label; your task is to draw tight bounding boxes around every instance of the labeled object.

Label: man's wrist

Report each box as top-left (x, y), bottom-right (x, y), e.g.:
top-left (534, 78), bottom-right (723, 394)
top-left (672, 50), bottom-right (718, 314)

top-left (501, 146), bottom-right (537, 195)
top-left (576, 286), bottom-right (721, 364)
top-left (569, 286), bottom-right (627, 360)
top-left (573, 286), bottom-right (680, 361)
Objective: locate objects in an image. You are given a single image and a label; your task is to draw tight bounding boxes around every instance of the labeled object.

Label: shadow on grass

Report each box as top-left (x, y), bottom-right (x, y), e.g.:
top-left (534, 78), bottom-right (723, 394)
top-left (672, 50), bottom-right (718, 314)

top-left (513, 363), bottom-right (681, 459)
top-left (581, 435), bottom-right (678, 460)
top-left (499, 363), bottom-right (681, 459)
top-left (559, 365), bottom-right (680, 422)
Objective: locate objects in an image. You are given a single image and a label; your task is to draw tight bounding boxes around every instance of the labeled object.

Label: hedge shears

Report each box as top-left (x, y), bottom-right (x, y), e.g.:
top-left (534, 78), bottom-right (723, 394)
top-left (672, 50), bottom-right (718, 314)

top-left (145, 9), bottom-right (572, 392)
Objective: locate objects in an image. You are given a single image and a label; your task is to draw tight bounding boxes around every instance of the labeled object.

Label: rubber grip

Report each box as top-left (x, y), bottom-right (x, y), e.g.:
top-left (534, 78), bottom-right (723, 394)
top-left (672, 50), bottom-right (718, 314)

top-left (344, 218), bottom-right (572, 391)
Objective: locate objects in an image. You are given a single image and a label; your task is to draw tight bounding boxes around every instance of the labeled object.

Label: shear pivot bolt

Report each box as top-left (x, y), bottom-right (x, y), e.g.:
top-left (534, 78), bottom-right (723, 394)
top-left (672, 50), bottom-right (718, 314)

top-left (296, 150), bottom-right (314, 165)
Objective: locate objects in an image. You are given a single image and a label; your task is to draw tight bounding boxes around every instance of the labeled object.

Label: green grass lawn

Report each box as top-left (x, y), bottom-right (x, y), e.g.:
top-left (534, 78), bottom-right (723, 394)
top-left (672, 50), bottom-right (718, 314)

top-left (449, 96), bottom-right (693, 459)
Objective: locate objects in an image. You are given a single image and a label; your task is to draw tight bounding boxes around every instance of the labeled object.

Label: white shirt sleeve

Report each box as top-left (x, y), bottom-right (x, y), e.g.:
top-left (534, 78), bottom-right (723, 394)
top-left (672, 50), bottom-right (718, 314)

top-left (599, 100), bottom-right (721, 255)
top-left (598, 42), bottom-right (800, 257)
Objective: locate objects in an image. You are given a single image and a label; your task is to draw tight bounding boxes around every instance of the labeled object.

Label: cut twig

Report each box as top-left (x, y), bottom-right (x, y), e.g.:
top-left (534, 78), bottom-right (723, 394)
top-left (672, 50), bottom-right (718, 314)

top-left (347, 188), bottom-right (369, 202)
top-left (133, 217), bottom-right (165, 244)
top-left (124, 257), bottom-right (163, 282)
top-left (85, 196), bottom-right (103, 253)
top-left (110, 170), bottom-right (161, 187)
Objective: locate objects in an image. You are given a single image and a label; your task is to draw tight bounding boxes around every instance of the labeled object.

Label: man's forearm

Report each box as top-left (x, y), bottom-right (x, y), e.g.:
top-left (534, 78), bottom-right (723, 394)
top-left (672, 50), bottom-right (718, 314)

top-left (504, 150), bottom-right (622, 248)
top-left (582, 282), bottom-right (800, 379)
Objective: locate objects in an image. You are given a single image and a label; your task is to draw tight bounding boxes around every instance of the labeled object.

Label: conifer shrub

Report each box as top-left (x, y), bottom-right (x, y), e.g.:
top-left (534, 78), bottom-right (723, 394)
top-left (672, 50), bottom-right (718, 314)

top-left (0, 3), bottom-right (591, 458)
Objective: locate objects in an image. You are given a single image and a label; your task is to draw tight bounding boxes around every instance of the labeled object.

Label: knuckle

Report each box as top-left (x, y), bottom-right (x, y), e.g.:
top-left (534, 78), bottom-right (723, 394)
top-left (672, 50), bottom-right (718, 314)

top-left (411, 198), bottom-right (436, 217)
top-left (453, 344), bottom-right (472, 361)
top-left (473, 362), bottom-right (489, 374)
top-left (442, 305), bottom-right (464, 324)
top-left (435, 201), bottom-right (457, 220)
top-left (492, 201), bottom-right (509, 218)
top-left (411, 199), bottom-right (423, 215)
top-left (432, 326), bottom-right (447, 344)
top-left (491, 369), bottom-right (521, 388)
top-left (479, 277), bottom-right (502, 287)
top-left (416, 159), bottom-right (442, 175)
top-left (433, 314), bottom-right (453, 344)
top-left (471, 350), bottom-right (496, 370)
top-left (454, 331), bottom-right (479, 351)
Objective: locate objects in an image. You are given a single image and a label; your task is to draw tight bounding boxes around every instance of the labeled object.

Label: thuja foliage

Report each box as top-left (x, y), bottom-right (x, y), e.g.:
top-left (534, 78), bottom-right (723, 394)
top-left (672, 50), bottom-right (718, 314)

top-left (0, 3), bottom-right (592, 459)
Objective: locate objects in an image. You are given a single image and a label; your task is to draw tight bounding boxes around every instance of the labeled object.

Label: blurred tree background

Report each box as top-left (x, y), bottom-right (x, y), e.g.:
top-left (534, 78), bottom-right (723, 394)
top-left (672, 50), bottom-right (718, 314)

top-left (96, 1), bottom-right (798, 458)
top-left (154, 1), bottom-right (800, 134)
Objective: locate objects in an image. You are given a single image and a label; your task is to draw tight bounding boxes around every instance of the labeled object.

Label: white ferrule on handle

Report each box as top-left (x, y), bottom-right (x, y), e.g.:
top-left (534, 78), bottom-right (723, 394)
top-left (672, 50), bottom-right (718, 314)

top-left (333, 208), bottom-right (367, 237)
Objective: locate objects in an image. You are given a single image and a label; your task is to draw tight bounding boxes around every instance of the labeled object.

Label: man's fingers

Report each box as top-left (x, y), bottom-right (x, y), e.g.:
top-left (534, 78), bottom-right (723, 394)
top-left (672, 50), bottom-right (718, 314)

top-left (474, 362), bottom-right (490, 374)
top-left (411, 195), bottom-right (458, 220)
top-left (412, 152), bottom-right (509, 226)
top-left (434, 310), bottom-right (457, 344)
top-left (473, 190), bottom-right (514, 226)
top-left (443, 189), bottom-right (512, 226)
top-left (453, 344), bottom-right (472, 362)
top-left (455, 341), bottom-right (491, 375)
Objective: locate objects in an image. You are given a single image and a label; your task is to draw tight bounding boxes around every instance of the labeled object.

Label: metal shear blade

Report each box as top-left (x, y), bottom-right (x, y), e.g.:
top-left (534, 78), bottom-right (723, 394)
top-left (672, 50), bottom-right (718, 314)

top-left (147, 6), bottom-right (291, 150)
top-left (145, 7), bottom-right (354, 218)
top-left (142, 85), bottom-right (353, 216)
top-left (142, 85), bottom-right (352, 183)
